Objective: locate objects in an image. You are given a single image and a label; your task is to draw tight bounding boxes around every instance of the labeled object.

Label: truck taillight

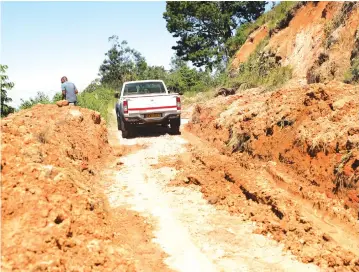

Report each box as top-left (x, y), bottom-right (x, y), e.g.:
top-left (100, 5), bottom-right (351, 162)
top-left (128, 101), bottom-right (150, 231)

top-left (176, 96), bottom-right (181, 110)
top-left (123, 100), bottom-right (128, 114)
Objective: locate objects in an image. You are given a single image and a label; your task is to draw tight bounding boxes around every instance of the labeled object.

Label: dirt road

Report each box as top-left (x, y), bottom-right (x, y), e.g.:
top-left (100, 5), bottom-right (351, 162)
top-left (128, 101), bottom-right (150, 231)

top-left (105, 117), bottom-right (320, 272)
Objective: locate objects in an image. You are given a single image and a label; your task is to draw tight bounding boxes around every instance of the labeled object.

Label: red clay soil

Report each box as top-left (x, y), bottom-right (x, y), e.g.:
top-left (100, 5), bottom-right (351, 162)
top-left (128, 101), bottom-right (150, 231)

top-left (230, 2), bottom-right (359, 83)
top-left (1, 104), bottom-right (170, 271)
top-left (171, 82), bottom-right (359, 270)
top-left (188, 82), bottom-right (359, 213)
top-left (231, 25), bottom-right (269, 69)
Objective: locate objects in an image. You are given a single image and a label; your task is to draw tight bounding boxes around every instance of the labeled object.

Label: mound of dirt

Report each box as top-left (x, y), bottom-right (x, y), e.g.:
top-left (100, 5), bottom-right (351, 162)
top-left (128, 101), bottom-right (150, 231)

top-left (183, 81), bottom-right (359, 270)
top-left (1, 105), bottom-right (135, 271)
top-left (188, 81), bottom-right (359, 212)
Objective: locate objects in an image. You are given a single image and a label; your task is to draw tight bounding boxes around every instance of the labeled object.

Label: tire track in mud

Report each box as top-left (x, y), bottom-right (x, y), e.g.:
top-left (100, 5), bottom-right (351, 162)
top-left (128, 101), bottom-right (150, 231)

top-left (104, 124), bottom-right (319, 272)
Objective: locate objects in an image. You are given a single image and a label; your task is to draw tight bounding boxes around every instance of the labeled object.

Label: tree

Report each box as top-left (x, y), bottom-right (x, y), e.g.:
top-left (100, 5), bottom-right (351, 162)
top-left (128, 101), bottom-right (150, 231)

top-left (163, 1), bottom-right (266, 70)
top-left (166, 56), bottom-right (212, 93)
top-left (83, 78), bottom-right (102, 93)
top-left (0, 65), bottom-right (15, 117)
top-left (52, 92), bottom-right (63, 103)
top-left (99, 36), bottom-right (147, 88)
top-left (139, 65), bottom-right (168, 81)
top-left (19, 91), bottom-right (51, 110)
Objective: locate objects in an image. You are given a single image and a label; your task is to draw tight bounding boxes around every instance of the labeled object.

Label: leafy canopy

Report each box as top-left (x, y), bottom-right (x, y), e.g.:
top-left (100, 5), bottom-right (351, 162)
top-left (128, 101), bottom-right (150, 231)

top-left (98, 35), bottom-right (148, 88)
top-left (163, 1), bottom-right (266, 70)
top-left (0, 64), bottom-right (15, 117)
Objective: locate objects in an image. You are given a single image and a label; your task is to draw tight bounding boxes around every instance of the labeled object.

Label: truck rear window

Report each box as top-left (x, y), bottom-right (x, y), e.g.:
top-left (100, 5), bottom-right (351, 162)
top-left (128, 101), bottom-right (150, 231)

top-left (123, 82), bottom-right (166, 96)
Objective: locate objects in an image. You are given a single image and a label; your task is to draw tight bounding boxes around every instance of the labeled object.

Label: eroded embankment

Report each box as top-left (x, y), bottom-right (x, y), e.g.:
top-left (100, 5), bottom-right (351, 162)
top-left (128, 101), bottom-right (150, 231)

top-left (1, 104), bottom-right (169, 271)
top-left (169, 82), bottom-right (359, 271)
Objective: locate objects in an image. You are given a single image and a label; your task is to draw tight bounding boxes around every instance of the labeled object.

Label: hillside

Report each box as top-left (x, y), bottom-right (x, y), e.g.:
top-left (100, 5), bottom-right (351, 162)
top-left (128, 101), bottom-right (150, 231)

top-left (180, 2), bottom-right (359, 270)
top-left (230, 1), bottom-right (359, 87)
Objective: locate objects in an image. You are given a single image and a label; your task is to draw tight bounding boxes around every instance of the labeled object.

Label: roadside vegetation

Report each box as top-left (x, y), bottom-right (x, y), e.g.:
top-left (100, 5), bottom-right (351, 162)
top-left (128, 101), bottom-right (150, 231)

top-left (229, 38), bottom-right (293, 91)
top-left (227, 1), bottom-right (302, 54)
top-left (0, 64), bottom-right (15, 117)
top-left (344, 27), bottom-right (359, 84)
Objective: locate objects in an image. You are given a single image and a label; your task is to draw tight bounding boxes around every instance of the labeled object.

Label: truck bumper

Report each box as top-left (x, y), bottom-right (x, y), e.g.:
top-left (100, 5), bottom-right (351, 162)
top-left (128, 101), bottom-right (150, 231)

top-left (124, 112), bottom-right (181, 125)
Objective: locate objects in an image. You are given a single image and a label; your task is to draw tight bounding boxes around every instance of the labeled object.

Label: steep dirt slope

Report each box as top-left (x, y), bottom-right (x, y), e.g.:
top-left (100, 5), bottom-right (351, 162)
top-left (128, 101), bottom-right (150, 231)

top-left (230, 1), bottom-right (359, 85)
top-left (1, 104), bottom-right (170, 271)
top-left (180, 81), bottom-right (359, 270)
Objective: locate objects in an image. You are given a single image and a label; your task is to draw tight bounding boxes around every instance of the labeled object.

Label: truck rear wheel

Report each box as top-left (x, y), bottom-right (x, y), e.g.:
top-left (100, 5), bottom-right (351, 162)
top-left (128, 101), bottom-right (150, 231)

top-left (117, 115), bottom-right (121, 131)
top-left (170, 118), bottom-right (180, 135)
top-left (120, 118), bottom-right (134, 139)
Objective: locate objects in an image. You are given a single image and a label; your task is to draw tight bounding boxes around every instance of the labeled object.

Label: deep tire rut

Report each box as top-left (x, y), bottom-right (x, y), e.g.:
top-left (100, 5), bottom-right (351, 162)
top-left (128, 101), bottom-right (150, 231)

top-left (105, 127), bottom-right (319, 272)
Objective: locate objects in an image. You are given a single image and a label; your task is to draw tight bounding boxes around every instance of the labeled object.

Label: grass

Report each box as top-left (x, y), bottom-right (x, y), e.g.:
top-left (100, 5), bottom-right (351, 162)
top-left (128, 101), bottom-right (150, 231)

top-left (228, 1), bottom-right (303, 54)
top-left (36, 128), bottom-right (50, 144)
top-left (226, 128), bottom-right (251, 153)
top-left (344, 28), bottom-right (359, 84)
top-left (344, 58), bottom-right (359, 84)
top-left (77, 86), bottom-right (116, 123)
top-left (323, 2), bottom-right (357, 49)
top-left (182, 88), bottom-right (217, 106)
top-left (229, 38), bottom-right (293, 91)
top-left (333, 150), bottom-right (354, 193)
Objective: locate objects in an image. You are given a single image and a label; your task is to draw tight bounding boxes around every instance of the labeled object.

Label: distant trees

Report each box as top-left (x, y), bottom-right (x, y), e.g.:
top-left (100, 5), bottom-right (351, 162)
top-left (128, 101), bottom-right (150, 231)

top-left (19, 91), bottom-right (52, 110)
top-left (97, 36), bottom-right (218, 94)
top-left (98, 36), bottom-right (149, 88)
top-left (1, 65), bottom-right (15, 117)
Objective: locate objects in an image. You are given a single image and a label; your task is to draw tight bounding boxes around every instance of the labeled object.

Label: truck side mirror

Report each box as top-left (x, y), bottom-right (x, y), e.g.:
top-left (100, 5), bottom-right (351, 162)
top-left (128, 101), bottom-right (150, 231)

top-left (114, 92), bottom-right (120, 98)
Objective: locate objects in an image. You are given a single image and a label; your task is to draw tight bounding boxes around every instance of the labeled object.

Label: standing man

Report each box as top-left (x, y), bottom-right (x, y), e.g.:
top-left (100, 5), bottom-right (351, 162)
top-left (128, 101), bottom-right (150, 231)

top-left (61, 76), bottom-right (78, 105)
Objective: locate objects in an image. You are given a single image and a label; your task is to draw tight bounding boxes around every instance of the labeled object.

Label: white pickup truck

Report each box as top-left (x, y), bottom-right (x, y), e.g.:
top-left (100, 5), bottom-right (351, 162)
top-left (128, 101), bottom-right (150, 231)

top-left (115, 80), bottom-right (181, 138)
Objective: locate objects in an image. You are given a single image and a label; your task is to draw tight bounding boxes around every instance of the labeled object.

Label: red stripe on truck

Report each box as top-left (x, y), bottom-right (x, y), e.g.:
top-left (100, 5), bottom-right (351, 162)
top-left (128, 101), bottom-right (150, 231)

top-left (128, 105), bottom-right (178, 111)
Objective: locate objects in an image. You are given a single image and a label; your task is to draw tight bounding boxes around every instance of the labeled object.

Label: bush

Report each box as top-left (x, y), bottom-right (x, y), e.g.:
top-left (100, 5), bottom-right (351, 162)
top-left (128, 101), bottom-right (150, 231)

top-left (229, 39), bottom-right (292, 90)
top-left (77, 86), bottom-right (115, 122)
top-left (344, 58), bottom-right (359, 84)
top-left (344, 28), bottom-right (359, 84)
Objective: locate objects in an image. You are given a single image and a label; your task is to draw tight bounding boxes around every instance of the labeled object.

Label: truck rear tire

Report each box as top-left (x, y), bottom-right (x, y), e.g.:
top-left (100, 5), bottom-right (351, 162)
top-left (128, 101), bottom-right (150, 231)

top-left (120, 118), bottom-right (134, 139)
top-left (170, 118), bottom-right (181, 135)
top-left (117, 115), bottom-right (121, 131)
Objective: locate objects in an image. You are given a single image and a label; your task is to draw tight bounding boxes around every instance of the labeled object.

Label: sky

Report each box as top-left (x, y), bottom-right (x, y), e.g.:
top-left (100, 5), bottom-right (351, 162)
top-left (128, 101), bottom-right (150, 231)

top-left (1, 1), bottom-right (274, 108)
top-left (1, 1), bottom-right (177, 108)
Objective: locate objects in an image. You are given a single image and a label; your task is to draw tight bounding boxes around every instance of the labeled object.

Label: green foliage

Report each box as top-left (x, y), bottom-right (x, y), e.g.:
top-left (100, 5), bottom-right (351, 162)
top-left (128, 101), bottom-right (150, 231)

top-left (165, 56), bottom-right (210, 93)
top-left (138, 66), bottom-right (168, 81)
top-left (83, 79), bottom-right (102, 93)
top-left (19, 91), bottom-right (52, 110)
top-left (230, 39), bottom-right (292, 90)
top-left (52, 92), bottom-right (63, 103)
top-left (324, 2), bottom-right (357, 49)
top-left (228, 1), bottom-right (301, 54)
top-left (0, 64), bottom-right (15, 117)
top-left (99, 36), bottom-right (148, 88)
top-left (77, 86), bottom-right (115, 122)
top-left (92, 35), bottom-right (228, 114)
top-left (346, 58), bottom-right (359, 84)
top-left (344, 28), bottom-right (359, 84)
top-left (98, 36), bottom-right (224, 96)
top-left (163, 1), bottom-right (266, 70)
top-left (99, 36), bottom-right (171, 89)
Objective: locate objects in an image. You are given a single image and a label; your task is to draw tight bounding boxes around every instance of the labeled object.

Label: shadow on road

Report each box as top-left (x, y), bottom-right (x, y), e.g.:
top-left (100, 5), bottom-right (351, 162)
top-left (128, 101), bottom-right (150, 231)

top-left (121, 118), bottom-right (189, 139)
top-left (125, 125), bottom-right (180, 139)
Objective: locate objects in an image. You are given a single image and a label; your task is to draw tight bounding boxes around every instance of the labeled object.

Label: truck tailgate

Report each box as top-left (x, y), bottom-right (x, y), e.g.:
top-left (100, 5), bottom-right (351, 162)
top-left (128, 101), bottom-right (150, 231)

top-left (126, 95), bottom-right (178, 114)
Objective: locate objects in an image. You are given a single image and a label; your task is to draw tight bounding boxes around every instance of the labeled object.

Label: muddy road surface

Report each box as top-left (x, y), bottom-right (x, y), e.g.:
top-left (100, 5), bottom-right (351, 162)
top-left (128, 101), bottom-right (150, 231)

top-left (104, 117), bottom-right (324, 272)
